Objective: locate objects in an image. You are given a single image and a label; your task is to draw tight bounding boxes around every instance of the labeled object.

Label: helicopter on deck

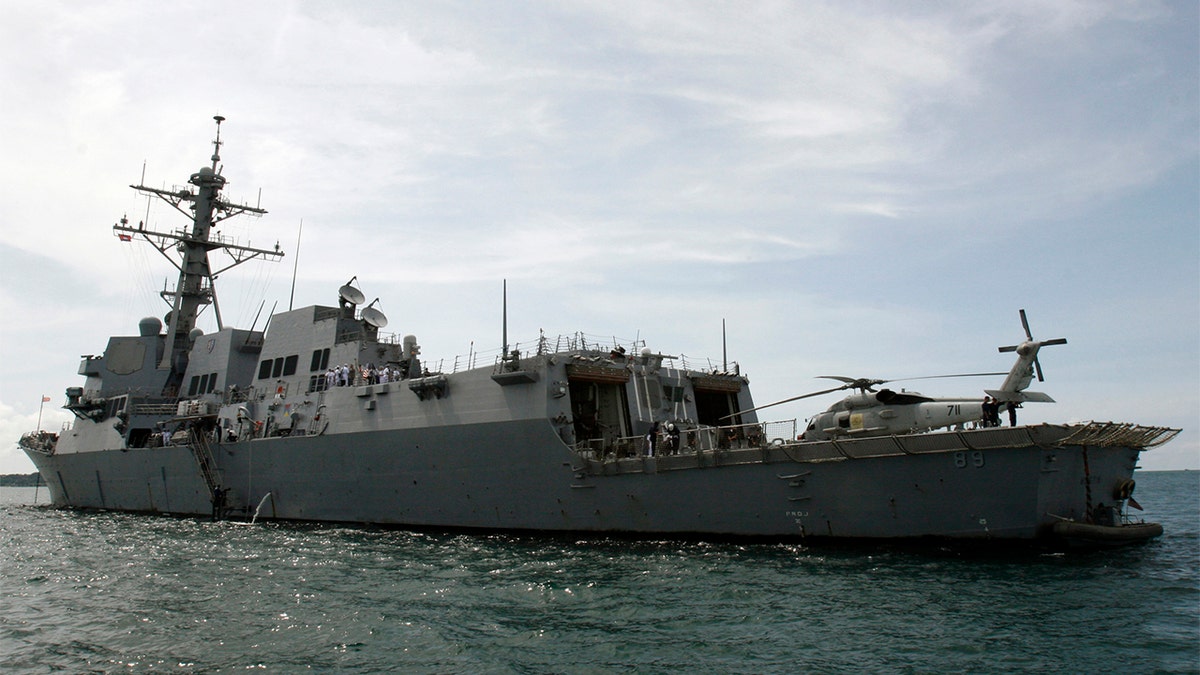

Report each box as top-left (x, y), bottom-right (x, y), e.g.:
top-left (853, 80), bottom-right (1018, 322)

top-left (736, 310), bottom-right (1067, 441)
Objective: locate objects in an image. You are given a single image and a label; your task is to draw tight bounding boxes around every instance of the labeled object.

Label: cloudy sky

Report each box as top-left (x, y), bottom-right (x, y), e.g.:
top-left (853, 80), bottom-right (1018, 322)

top-left (1, 1), bottom-right (1196, 473)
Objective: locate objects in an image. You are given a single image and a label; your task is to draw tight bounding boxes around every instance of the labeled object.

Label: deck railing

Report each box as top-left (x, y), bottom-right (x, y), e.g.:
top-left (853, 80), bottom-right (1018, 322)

top-left (574, 419), bottom-right (798, 460)
top-left (435, 331), bottom-right (741, 375)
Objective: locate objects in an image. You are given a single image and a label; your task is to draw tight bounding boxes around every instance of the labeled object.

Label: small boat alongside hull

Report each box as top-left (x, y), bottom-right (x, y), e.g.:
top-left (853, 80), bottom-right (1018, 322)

top-left (1051, 520), bottom-right (1164, 548)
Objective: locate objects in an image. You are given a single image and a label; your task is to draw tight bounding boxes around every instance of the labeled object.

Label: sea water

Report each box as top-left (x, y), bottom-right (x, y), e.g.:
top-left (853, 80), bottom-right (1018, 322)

top-left (1, 471), bottom-right (1197, 673)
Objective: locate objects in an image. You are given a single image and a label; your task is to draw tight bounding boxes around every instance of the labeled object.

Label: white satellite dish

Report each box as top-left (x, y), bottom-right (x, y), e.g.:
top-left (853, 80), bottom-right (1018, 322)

top-left (362, 298), bottom-right (388, 328)
top-left (339, 277), bottom-right (365, 306)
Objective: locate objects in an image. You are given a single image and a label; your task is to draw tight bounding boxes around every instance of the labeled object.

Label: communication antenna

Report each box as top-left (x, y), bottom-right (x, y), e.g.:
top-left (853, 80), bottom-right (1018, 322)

top-left (338, 276), bottom-right (365, 305)
top-left (362, 298), bottom-right (389, 328)
top-left (211, 115), bottom-right (225, 171)
top-left (502, 279), bottom-right (509, 359)
top-left (722, 318), bottom-right (728, 372)
top-left (244, 299), bottom-right (266, 348)
top-left (288, 219), bottom-right (303, 311)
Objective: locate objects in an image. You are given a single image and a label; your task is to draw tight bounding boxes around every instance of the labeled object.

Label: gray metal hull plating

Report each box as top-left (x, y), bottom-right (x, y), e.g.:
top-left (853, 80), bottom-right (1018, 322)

top-left (26, 423), bottom-right (1143, 541)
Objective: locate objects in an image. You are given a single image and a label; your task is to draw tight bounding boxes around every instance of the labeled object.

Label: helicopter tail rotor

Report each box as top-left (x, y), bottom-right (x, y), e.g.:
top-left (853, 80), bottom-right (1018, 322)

top-left (997, 309), bottom-right (1067, 382)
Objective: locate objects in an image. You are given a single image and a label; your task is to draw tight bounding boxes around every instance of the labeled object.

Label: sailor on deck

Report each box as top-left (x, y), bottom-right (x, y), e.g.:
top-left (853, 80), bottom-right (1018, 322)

top-left (665, 423), bottom-right (680, 455)
top-left (645, 421), bottom-right (660, 457)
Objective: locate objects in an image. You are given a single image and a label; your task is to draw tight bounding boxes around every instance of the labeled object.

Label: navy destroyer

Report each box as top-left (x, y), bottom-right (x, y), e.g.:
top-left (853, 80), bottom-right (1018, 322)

top-left (20, 118), bottom-right (1179, 546)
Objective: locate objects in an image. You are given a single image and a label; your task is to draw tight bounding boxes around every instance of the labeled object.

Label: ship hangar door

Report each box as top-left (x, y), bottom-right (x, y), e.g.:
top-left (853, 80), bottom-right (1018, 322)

top-left (566, 365), bottom-right (632, 445)
top-left (692, 376), bottom-right (743, 427)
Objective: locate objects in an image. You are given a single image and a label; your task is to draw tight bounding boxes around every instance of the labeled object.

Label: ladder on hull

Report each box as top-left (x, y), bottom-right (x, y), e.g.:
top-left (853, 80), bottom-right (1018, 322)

top-left (188, 428), bottom-right (225, 516)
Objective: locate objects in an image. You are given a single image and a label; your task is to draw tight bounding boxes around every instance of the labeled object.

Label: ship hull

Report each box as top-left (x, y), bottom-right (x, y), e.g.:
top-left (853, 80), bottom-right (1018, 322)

top-left (24, 125), bottom-right (1174, 549)
top-left (24, 423), bottom-right (1150, 543)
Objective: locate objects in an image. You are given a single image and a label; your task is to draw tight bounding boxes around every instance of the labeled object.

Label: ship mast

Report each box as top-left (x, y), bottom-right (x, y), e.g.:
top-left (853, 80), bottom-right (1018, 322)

top-left (113, 116), bottom-right (283, 393)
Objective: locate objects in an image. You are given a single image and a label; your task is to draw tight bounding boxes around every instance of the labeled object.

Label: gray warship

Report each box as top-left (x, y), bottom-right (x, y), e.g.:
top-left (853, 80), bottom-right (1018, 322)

top-left (20, 119), bottom-right (1180, 546)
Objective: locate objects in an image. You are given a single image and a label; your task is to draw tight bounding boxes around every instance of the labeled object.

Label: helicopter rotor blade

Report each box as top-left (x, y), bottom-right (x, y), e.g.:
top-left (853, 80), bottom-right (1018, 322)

top-left (1019, 308), bottom-right (1033, 341)
top-left (817, 375), bottom-right (864, 385)
top-left (818, 372), bottom-right (1006, 391)
top-left (1032, 338), bottom-right (1067, 381)
top-left (721, 385), bottom-right (852, 420)
top-left (1014, 308), bottom-right (1067, 382)
top-left (817, 376), bottom-right (886, 391)
top-left (892, 371), bottom-right (1007, 382)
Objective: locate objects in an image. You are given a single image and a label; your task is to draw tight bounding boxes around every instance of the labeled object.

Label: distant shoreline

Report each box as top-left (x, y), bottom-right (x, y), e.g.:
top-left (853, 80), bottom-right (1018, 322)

top-left (0, 473), bottom-right (44, 487)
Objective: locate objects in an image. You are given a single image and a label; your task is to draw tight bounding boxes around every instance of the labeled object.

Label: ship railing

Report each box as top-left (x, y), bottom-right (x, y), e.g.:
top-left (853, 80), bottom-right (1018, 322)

top-left (574, 420), bottom-right (797, 460)
top-left (437, 334), bottom-right (563, 374)
top-left (18, 431), bottom-right (58, 456)
top-left (673, 355), bottom-right (742, 374)
top-left (543, 331), bottom-right (646, 356)
top-left (443, 334), bottom-right (559, 374)
top-left (434, 331), bottom-right (742, 375)
top-left (134, 398), bottom-right (178, 415)
top-left (132, 393), bottom-right (248, 418)
top-left (132, 400), bottom-right (183, 416)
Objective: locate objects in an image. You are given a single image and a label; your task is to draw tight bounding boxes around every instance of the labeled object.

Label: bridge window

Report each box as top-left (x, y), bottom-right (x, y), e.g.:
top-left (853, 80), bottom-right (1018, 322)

top-left (260, 356), bottom-right (299, 379)
top-left (310, 348), bottom-right (331, 372)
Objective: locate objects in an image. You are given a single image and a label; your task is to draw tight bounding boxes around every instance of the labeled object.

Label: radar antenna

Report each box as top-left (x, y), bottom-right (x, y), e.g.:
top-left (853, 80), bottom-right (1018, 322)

top-left (211, 115), bottom-right (225, 171)
top-left (112, 117), bottom-right (282, 393)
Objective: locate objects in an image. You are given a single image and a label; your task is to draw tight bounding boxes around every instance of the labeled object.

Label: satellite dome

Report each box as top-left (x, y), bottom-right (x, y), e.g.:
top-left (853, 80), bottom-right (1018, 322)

top-left (189, 328), bottom-right (204, 342)
top-left (138, 316), bottom-right (162, 337)
top-left (198, 166), bottom-right (215, 176)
